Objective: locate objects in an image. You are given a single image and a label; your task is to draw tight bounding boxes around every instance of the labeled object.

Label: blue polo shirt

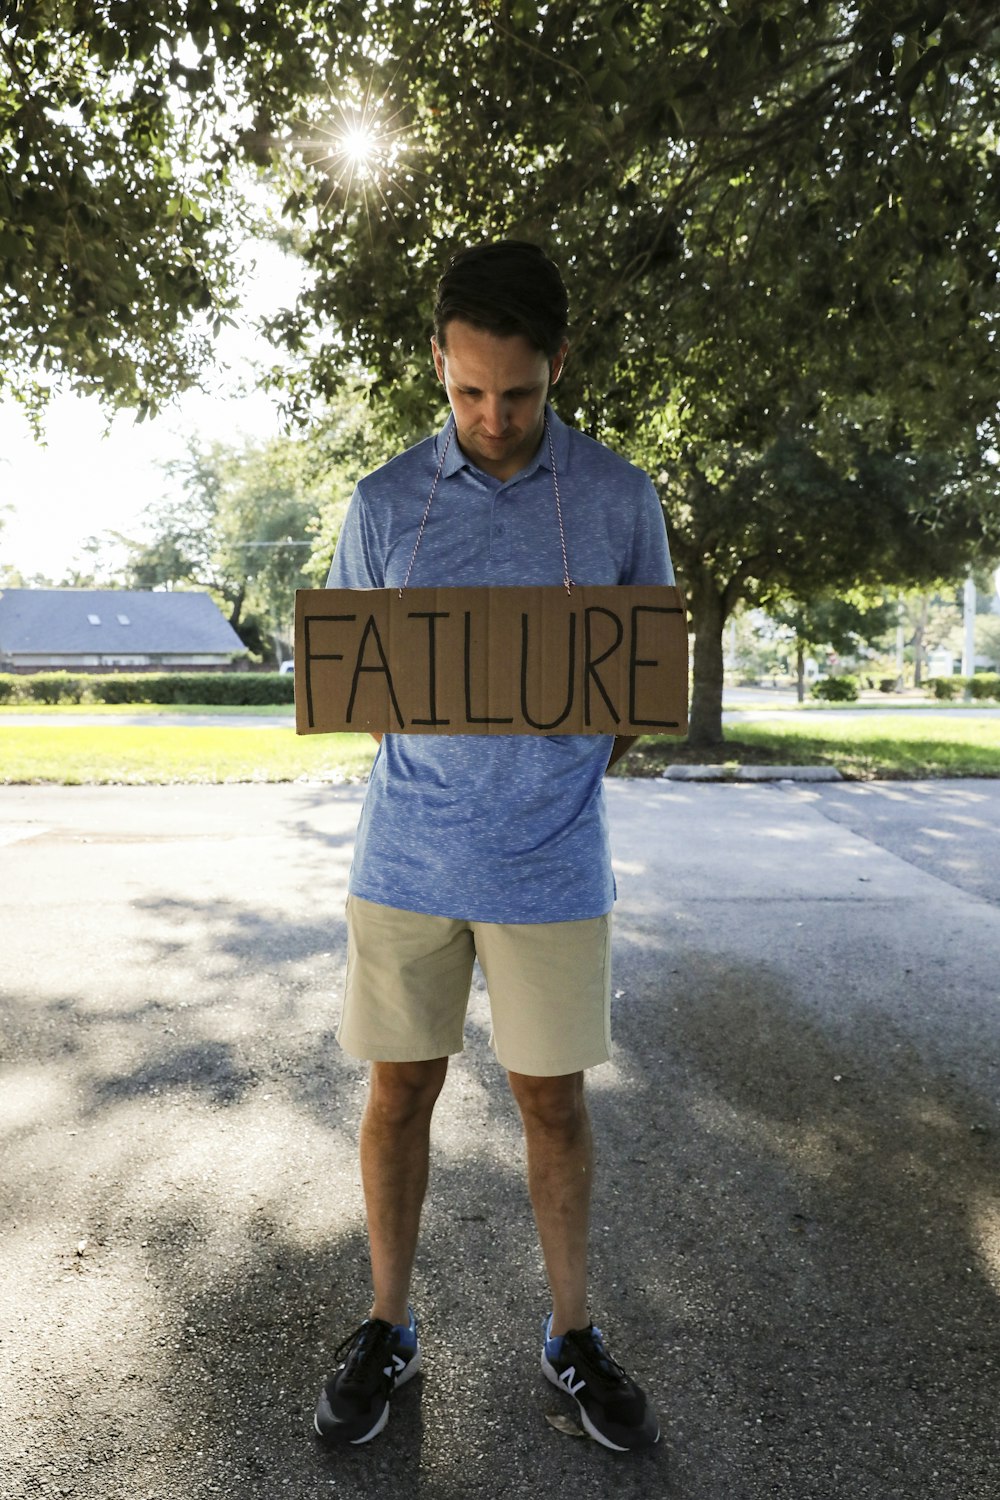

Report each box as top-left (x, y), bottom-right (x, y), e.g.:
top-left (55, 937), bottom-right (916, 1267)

top-left (326, 406), bottom-right (674, 923)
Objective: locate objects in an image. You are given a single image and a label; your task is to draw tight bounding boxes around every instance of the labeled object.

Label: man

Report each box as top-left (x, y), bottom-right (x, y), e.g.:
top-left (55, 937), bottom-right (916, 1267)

top-left (314, 240), bottom-right (674, 1452)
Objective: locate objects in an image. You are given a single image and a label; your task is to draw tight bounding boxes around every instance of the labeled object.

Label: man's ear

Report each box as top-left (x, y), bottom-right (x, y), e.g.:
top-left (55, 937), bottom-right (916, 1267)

top-left (550, 338), bottom-right (570, 385)
top-left (431, 336), bottom-right (446, 386)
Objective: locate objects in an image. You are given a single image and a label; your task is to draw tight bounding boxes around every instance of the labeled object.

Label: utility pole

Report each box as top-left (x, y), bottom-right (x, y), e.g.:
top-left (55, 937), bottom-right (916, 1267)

top-left (962, 577), bottom-right (976, 679)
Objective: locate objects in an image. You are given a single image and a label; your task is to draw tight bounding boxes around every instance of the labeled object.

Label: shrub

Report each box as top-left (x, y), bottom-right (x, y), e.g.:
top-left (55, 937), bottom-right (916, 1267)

top-left (810, 675), bottom-right (859, 702)
top-left (157, 672), bottom-right (294, 706)
top-left (87, 674), bottom-right (156, 704)
top-left (879, 677), bottom-right (899, 694)
top-left (927, 676), bottom-right (960, 700)
top-left (86, 671), bottom-right (295, 706)
top-left (968, 672), bottom-right (1000, 702)
top-left (25, 672), bottom-right (87, 704)
top-left (0, 670), bottom-right (296, 706)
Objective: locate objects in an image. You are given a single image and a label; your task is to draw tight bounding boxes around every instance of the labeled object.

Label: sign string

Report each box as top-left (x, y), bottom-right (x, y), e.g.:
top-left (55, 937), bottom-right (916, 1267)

top-left (399, 414), bottom-right (574, 597)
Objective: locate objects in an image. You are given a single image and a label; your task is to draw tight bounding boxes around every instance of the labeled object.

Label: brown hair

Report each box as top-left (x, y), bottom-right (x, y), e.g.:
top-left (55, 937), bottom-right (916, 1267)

top-left (433, 241), bottom-right (569, 359)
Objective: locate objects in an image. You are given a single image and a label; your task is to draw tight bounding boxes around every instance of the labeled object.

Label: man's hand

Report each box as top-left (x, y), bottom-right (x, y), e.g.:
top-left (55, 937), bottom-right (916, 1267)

top-left (606, 735), bottom-right (638, 773)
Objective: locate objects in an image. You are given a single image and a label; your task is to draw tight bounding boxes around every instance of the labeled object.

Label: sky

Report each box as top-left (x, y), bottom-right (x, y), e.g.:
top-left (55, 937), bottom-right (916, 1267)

top-left (0, 239), bottom-right (297, 583)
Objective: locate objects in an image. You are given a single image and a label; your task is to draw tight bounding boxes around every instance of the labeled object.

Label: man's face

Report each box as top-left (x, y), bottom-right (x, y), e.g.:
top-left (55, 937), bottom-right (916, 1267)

top-left (432, 319), bottom-right (568, 482)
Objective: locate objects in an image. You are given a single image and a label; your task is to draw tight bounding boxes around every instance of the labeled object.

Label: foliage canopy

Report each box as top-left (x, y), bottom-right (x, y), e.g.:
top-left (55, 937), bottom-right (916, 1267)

top-left (5, 1), bottom-right (1000, 739)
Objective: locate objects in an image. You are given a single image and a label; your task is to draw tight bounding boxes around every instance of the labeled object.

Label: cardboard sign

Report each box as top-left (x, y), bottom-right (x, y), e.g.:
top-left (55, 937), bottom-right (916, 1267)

top-left (294, 584), bottom-right (688, 737)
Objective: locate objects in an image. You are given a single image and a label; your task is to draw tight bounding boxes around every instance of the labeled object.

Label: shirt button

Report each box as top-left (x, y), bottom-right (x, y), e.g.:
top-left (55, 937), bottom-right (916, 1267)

top-left (495, 524), bottom-right (505, 535)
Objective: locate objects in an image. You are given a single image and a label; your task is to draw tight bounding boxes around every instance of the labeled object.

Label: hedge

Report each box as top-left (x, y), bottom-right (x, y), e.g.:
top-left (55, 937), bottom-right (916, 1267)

top-left (926, 676), bottom-right (961, 700)
top-left (810, 675), bottom-right (859, 702)
top-left (927, 675), bottom-right (1000, 702)
top-left (968, 673), bottom-right (1000, 702)
top-left (0, 671), bottom-right (295, 706)
top-left (25, 672), bottom-right (88, 704)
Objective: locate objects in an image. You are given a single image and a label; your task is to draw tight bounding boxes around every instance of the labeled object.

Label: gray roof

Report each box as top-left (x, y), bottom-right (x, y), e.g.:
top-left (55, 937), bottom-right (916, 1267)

top-left (0, 589), bottom-right (244, 656)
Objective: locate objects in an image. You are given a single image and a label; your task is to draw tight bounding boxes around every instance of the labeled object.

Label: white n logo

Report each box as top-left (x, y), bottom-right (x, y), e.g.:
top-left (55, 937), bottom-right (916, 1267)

top-left (559, 1365), bottom-right (586, 1398)
top-left (384, 1354), bottom-right (407, 1379)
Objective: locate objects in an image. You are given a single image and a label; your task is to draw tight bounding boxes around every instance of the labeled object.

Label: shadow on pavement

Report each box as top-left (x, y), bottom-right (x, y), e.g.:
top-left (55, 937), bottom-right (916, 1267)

top-left (4, 862), bottom-right (1000, 1497)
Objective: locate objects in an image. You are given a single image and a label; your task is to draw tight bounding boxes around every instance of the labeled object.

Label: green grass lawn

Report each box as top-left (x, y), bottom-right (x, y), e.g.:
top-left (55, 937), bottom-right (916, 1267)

top-left (624, 715), bottom-right (1000, 780)
top-left (1, 712), bottom-right (999, 783)
top-left (0, 724), bottom-right (375, 784)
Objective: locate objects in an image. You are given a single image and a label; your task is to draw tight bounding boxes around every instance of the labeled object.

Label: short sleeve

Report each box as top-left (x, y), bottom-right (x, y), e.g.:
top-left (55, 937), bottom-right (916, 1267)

top-left (622, 476), bottom-right (675, 586)
top-left (325, 485), bottom-right (383, 589)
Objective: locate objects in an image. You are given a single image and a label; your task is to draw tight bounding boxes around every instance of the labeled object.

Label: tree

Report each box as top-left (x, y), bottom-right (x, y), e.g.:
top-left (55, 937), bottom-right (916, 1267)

top-left (8, 3), bottom-right (1000, 737)
top-left (654, 433), bottom-right (1000, 738)
top-left (8, 2), bottom-right (1000, 436)
top-left (768, 593), bottom-right (898, 699)
top-left (261, 0), bottom-right (1000, 742)
top-left (120, 434), bottom-right (318, 661)
top-left (113, 396), bottom-right (386, 659)
top-left (0, 0), bottom-right (366, 421)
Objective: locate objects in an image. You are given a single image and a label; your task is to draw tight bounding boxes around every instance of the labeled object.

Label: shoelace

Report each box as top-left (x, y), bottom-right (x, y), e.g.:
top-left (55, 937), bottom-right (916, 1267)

top-left (565, 1326), bottom-right (631, 1391)
top-left (333, 1319), bottom-right (394, 1392)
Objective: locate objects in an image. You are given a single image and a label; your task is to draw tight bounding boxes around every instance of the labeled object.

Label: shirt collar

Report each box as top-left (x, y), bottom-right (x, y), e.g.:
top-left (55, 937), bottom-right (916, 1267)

top-left (436, 403), bottom-right (570, 482)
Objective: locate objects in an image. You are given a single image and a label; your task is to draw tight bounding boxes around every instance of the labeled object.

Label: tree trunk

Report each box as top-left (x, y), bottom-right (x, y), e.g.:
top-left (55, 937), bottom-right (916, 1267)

top-left (228, 584), bottom-right (246, 633)
top-left (796, 640), bottom-right (806, 702)
top-left (687, 578), bottom-right (727, 748)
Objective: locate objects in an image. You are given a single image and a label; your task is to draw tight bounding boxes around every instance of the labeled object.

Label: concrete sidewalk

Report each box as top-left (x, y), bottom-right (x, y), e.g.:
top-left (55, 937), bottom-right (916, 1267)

top-left (1, 781), bottom-right (999, 1499)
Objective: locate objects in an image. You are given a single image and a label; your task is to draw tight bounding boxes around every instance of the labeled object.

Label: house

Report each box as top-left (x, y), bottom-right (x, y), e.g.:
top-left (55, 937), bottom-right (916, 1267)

top-left (0, 589), bottom-right (246, 673)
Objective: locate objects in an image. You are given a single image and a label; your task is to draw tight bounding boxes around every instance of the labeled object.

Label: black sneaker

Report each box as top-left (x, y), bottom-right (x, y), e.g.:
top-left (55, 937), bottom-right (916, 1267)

top-left (314, 1310), bottom-right (421, 1446)
top-left (541, 1316), bottom-right (659, 1451)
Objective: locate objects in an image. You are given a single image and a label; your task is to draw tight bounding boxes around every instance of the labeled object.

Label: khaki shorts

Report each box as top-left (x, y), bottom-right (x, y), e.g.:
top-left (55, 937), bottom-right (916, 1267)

top-left (339, 895), bottom-right (613, 1076)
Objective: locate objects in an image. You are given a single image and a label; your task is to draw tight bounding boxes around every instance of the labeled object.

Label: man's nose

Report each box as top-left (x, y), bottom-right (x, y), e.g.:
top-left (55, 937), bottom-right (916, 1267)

top-left (480, 396), bottom-right (510, 434)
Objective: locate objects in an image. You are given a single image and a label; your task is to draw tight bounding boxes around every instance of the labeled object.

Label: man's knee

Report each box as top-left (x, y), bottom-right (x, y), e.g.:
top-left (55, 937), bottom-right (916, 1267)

top-left (508, 1069), bottom-right (587, 1137)
top-left (366, 1057), bottom-right (449, 1129)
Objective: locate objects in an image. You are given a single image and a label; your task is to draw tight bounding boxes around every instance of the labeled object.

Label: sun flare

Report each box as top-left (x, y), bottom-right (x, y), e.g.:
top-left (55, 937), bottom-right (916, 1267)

top-left (341, 124), bottom-right (377, 166)
top-left (295, 112), bottom-right (383, 181)
top-left (288, 76), bottom-right (424, 232)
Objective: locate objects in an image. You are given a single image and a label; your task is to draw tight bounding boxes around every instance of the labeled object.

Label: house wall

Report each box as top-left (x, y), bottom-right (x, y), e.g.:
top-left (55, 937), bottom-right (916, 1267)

top-left (1, 656), bottom-right (247, 675)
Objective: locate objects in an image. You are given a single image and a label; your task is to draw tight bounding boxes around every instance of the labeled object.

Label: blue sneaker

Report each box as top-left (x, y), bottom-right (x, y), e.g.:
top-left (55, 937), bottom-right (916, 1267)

top-left (542, 1315), bottom-right (659, 1451)
top-left (314, 1309), bottom-right (420, 1445)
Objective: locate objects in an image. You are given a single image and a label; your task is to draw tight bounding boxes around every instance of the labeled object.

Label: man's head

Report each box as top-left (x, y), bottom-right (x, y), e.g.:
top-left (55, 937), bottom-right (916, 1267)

top-left (431, 241), bottom-right (570, 480)
top-left (432, 240), bottom-right (569, 359)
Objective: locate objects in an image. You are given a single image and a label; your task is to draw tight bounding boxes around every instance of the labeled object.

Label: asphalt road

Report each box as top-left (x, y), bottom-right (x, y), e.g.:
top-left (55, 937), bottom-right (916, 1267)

top-left (2, 780), bottom-right (999, 1499)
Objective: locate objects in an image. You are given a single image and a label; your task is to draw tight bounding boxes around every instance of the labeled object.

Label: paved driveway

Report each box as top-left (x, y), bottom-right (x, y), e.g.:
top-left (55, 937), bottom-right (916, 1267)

top-left (2, 780), bottom-right (999, 1499)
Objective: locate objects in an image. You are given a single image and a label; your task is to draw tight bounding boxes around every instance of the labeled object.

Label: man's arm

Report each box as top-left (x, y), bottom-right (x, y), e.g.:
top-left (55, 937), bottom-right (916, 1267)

top-left (606, 735), bottom-right (638, 772)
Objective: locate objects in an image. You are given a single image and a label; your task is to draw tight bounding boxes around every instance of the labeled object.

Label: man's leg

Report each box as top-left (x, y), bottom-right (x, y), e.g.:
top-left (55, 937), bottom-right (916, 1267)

top-left (508, 1064), bottom-right (660, 1451)
top-left (361, 1056), bottom-right (449, 1325)
top-left (507, 1068), bottom-right (591, 1335)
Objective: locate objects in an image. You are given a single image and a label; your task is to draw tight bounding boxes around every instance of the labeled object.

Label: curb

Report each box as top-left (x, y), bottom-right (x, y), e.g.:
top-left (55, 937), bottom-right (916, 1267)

top-left (661, 764), bottom-right (843, 782)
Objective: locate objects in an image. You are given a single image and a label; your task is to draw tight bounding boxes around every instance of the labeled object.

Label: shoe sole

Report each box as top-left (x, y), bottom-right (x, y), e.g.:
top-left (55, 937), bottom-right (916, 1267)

top-left (541, 1352), bottom-right (659, 1452)
top-left (314, 1349), bottom-right (422, 1446)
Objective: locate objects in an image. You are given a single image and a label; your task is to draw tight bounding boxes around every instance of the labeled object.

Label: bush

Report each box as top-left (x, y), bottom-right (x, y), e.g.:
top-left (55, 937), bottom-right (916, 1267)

top-left (160, 672), bottom-right (294, 705)
top-left (810, 675), bottom-right (859, 702)
top-left (86, 671), bottom-right (295, 706)
top-left (0, 671), bottom-right (294, 707)
top-left (968, 672), bottom-right (1000, 702)
top-left (879, 677), bottom-right (899, 694)
top-left (87, 674), bottom-right (156, 704)
top-left (927, 676), bottom-right (960, 700)
top-left (24, 672), bottom-right (87, 704)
